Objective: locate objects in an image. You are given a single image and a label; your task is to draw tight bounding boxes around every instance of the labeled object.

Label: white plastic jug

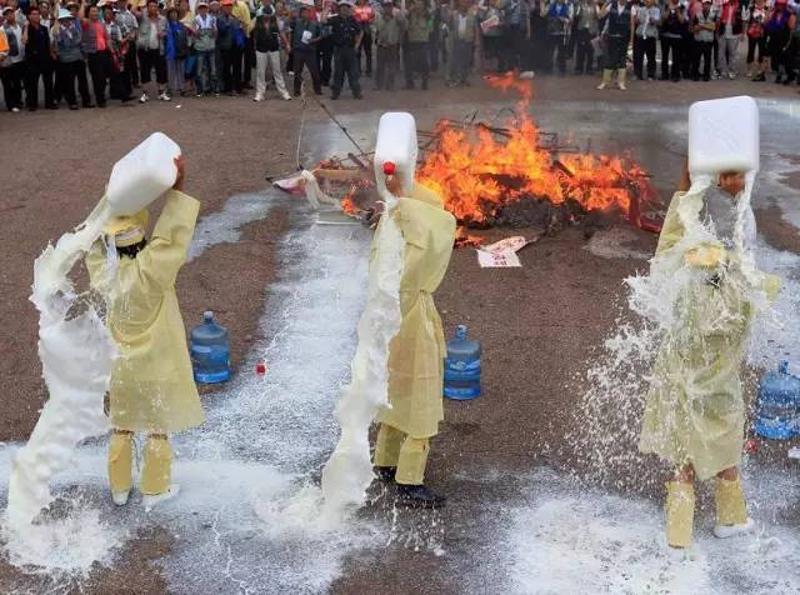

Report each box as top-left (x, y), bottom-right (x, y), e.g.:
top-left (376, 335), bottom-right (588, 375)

top-left (688, 96), bottom-right (759, 176)
top-left (106, 132), bottom-right (181, 216)
top-left (374, 112), bottom-right (418, 196)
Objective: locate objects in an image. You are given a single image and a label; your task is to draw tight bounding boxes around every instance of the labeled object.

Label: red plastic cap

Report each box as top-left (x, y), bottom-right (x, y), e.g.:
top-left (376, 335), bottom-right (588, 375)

top-left (383, 161), bottom-right (396, 176)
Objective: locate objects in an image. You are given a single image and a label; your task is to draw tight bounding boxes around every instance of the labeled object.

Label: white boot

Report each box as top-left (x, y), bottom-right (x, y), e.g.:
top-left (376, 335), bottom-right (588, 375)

top-left (112, 490), bottom-right (130, 506)
top-left (143, 484), bottom-right (181, 511)
top-left (714, 517), bottom-right (755, 539)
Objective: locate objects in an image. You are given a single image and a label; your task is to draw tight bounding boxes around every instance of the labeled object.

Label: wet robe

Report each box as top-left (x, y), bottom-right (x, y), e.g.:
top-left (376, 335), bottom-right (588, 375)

top-left (87, 190), bottom-right (205, 434)
top-left (638, 189), bottom-right (779, 480)
top-left (376, 183), bottom-right (457, 438)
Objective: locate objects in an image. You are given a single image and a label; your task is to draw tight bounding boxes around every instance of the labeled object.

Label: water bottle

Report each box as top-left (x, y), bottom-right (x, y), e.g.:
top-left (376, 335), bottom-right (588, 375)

top-left (444, 325), bottom-right (481, 400)
top-left (190, 311), bottom-right (231, 384)
top-left (754, 361), bottom-right (800, 440)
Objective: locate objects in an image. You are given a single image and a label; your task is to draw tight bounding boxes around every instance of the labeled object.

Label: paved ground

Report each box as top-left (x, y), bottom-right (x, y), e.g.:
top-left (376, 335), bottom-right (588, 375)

top-left (1, 74), bottom-right (800, 594)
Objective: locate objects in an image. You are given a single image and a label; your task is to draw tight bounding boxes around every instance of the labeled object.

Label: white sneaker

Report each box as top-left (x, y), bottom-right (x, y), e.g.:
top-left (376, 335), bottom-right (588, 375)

top-left (253, 95), bottom-right (264, 102)
top-left (143, 484), bottom-right (180, 510)
top-left (159, 92), bottom-right (171, 102)
top-left (519, 70), bottom-right (535, 80)
top-left (139, 92), bottom-right (149, 103)
top-left (789, 446), bottom-right (800, 459)
top-left (11, 106), bottom-right (20, 113)
top-left (282, 94), bottom-right (292, 101)
top-left (112, 490), bottom-right (130, 506)
top-left (713, 517), bottom-right (755, 539)
top-left (728, 72), bottom-right (736, 80)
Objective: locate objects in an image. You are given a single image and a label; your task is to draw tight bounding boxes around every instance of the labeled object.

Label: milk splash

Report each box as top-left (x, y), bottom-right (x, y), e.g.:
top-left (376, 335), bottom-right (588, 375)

top-left (320, 194), bottom-right (404, 516)
top-left (4, 200), bottom-right (119, 569)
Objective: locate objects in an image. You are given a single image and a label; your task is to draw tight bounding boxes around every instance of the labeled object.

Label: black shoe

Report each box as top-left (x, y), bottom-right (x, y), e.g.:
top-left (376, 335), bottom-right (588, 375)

top-left (46, 103), bottom-right (58, 110)
top-left (421, 81), bottom-right (428, 91)
top-left (775, 75), bottom-right (784, 84)
top-left (83, 102), bottom-right (95, 108)
top-left (330, 93), bottom-right (339, 100)
top-left (27, 106), bottom-right (37, 112)
top-left (98, 101), bottom-right (107, 108)
top-left (354, 93), bottom-right (363, 100)
top-left (405, 83), bottom-right (414, 90)
top-left (69, 104), bottom-right (79, 110)
top-left (396, 484), bottom-right (446, 509)
top-left (374, 466), bottom-right (396, 481)
top-left (753, 73), bottom-right (766, 82)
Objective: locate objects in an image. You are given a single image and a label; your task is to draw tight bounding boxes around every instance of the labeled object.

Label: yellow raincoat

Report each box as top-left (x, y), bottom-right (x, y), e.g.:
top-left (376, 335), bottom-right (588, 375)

top-left (639, 190), bottom-right (779, 480)
top-left (87, 190), bottom-right (205, 434)
top-left (377, 183), bottom-right (457, 438)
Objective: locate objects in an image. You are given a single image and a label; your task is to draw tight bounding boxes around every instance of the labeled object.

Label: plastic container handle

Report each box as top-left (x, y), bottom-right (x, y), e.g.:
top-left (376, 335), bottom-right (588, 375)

top-left (779, 360), bottom-right (789, 374)
top-left (204, 311), bottom-right (214, 323)
top-left (455, 325), bottom-right (467, 340)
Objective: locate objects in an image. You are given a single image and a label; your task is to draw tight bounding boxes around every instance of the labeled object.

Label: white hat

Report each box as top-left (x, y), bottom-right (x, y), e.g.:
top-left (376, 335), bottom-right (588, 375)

top-left (57, 7), bottom-right (74, 18)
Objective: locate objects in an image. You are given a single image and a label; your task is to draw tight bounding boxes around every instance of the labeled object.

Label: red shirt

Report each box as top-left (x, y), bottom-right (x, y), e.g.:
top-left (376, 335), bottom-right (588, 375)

top-left (353, 4), bottom-right (374, 23)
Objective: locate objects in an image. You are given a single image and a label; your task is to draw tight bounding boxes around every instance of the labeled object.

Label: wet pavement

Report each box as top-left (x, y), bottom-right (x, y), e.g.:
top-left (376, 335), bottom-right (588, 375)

top-left (2, 97), bottom-right (800, 594)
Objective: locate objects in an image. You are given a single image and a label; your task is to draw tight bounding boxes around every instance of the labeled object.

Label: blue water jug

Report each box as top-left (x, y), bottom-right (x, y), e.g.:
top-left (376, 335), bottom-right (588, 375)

top-left (444, 325), bottom-right (481, 400)
top-left (754, 361), bottom-right (800, 440)
top-left (190, 311), bottom-right (231, 384)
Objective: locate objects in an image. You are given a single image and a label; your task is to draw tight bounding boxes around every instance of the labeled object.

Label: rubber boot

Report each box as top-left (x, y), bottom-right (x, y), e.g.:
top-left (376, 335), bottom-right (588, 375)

top-left (617, 68), bottom-right (627, 91)
top-left (396, 484), bottom-right (446, 508)
top-left (596, 69), bottom-right (613, 90)
top-left (140, 435), bottom-right (172, 496)
top-left (665, 481), bottom-right (695, 548)
top-left (713, 477), bottom-right (754, 538)
top-left (108, 430), bottom-right (134, 506)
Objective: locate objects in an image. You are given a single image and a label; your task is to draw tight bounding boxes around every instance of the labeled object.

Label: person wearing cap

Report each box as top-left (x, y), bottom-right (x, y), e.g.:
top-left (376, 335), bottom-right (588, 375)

top-left (134, 0), bottom-right (169, 102)
top-left (252, 1), bottom-right (290, 100)
top-left (328, 0), bottom-right (362, 99)
top-left (1, 4), bottom-right (25, 112)
top-left (216, 0), bottom-right (245, 94)
top-left (371, 161), bottom-right (457, 509)
top-left (51, 7), bottom-right (79, 108)
top-left (194, 0), bottom-right (218, 95)
top-left (86, 156), bottom-right (205, 509)
top-left (404, 0), bottom-right (431, 90)
top-left (288, 2), bottom-right (322, 95)
top-left (374, 0), bottom-right (403, 90)
top-left (102, 2), bottom-right (134, 102)
top-left (230, 0), bottom-right (251, 90)
top-left (691, 0), bottom-right (716, 81)
top-left (22, 6), bottom-right (56, 110)
top-left (164, 5), bottom-right (189, 97)
top-left (114, 0), bottom-right (139, 90)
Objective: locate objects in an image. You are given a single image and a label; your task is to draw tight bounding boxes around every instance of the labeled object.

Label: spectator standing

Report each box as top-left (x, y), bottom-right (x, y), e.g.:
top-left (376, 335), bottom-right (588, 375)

top-left (374, 0), bottom-right (404, 89)
top-left (232, 0), bottom-right (251, 88)
top-left (692, 0), bottom-right (716, 81)
top-left (597, 0), bottom-right (633, 90)
top-left (165, 6), bottom-right (189, 97)
top-left (217, 0), bottom-right (246, 94)
top-left (500, 0), bottom-right (531, 74)
top-left (764, 0), bottom-right (792, 83)
top-left (53, 4), bottom-right (93, 107)
top-left (252, 4), bottom-right (290, 99)
top-left (135, 0), bottom-right (169, 102)
top-left (632, 0), bottom-right (659, 80)
top-left (289, 3), bottom-right (322, 95)
top-left (1, 5), bottom-right (24, 112)
top-left (544, 0), bottom-right (573, 75)
top-left (745, 0), bottom-right (767, 79)
top-left (573, 0), bottom-right (599, 75)
top-left (115, 0), bottom-right (138, 90)
top-left (81, 3), bottom-right (114, 107)
top-left (102, 2), bottom-right (132, 102)
top-left (194, 0), bottom-right (218, 95)
top-left (316, 0), bottom-right (334, 86)
top-left (715, 0), bottom-right (742, 79)
top-left (447, 0), bottom-right (476, 85)
top-left (478, 0), bottom-right (503, 72)
top-left (329, 0), bottom-right (362, 98)
top-left (352, 0), bottom-right (373, 75)
top-left (404, 0), bottom-right (431, 89)
top-left (23, 6), bottom-right (56, 110)
top-left (659, 0), bottom-right (684, 81)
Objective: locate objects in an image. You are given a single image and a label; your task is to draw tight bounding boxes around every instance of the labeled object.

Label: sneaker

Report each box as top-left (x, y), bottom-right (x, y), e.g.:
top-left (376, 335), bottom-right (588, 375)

top-left (143, 485), bottom-right (181, 510)
top-left (112, 490), bottom-right (130, 506)
top-left (728, 72), bottom-right (736, 80)
top-left (374, 466), bottom-right (396, 482)
top-left (159, 92), bottom-right (171, 101)
top-left (396, 484), bottom-right (446, 508)
top-left (139, 92), bottom-right (149, 103)
top-left (713, 517), bottom-right (755, 539)
top-left (253, 95), bottom-right (264, 102)
top-left (11, 107), bottom-right (20, 113)
top-left (282, 94), bottom-right (292, 101)
top-left (196, 91), bottom-right (204, 98)
top-left (519, 70), bottom-right (535, 79)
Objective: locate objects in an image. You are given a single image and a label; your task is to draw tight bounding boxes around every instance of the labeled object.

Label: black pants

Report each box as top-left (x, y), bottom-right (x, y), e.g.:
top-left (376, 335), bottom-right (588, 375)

top-left (375, 44), bottom-right (399, 89)
top-left (87, 51), bottom-right (111, 105)
top-left (1, 62), bottom-right (24, 110)
top-left (126, 46), bottom-right (139, 86)
top-left (404, 41), bottom-right (429, 88)
top-left (712, 32), bottom-right (719, 73)
top-left (680, 36), bottom-right (694, 78)
top-left (660, 36), bottom-right (681, 80)
top-left (332, 45), bottom-right (361, 97)
top-left (358, 28), bottom-right (373, 74)
top-left (293, 47), bottom-right (321, 95)
top-left (546, 34), bottom-right (568, 74)
top-left (574, 28), bottom-right (595, 74)
top-left (244, 36), bottom-right (255, 85)
top-left (633, 36), bottom-right (656, 79)
top-left (318, 38), bottom-right (334, 85)
top-left (25, 60), bottom-right (55, 109)
top-left (221, 46), bottom-right (243, 93)
top-left (56, 60), bottom-right (79, 106)
top-left (501, 25), bottom-right (527, 71)
top-left (693, 39), bottom-right (713, 80)
top-left (747, 36), bottom-right (766, 64)
top-left (604, 35), bottom-right (628, 70)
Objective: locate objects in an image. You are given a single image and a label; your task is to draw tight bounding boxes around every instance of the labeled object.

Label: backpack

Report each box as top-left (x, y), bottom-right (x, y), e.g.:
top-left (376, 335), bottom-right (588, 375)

top-left (173, 24), bottom-right (189, 58)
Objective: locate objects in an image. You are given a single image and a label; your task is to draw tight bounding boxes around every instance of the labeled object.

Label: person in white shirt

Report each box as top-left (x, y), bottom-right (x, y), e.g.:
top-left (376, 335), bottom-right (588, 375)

top-left (633, 0), bottom-right (660, 79)
top-left (1, 5), bottom-right (25, 112)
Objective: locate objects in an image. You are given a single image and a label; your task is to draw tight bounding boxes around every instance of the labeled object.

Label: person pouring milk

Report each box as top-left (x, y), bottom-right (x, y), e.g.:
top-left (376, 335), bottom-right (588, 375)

top-left (86, 147), bottom-right (205, 509)
top-left (638, 97), bottom-right (781, 549)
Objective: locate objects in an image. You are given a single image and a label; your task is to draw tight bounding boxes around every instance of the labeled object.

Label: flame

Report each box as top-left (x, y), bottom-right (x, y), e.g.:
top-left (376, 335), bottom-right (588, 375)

top-left (417, 76), bottom-right (655, 227)
top-left (341, 192), bottom-right (359, 217)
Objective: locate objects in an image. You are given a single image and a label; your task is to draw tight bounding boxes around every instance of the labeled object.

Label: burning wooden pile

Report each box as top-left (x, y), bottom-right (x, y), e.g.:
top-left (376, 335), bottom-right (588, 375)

top-left (305, 74), bottom-right (662, 246)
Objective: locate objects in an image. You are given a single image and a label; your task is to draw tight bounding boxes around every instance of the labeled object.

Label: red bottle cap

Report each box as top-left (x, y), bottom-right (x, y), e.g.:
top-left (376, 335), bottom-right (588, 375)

top-left (256, 359), bottom-right (267, 376)
top-left (744, 438), bottom-right (758, 454)
top-left (383, 161), bottom-right (396, 176)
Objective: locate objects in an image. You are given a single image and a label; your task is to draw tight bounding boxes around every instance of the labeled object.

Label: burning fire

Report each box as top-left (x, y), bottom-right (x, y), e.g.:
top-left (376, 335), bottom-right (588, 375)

top-left (417, 74), bottom-right (655, 227)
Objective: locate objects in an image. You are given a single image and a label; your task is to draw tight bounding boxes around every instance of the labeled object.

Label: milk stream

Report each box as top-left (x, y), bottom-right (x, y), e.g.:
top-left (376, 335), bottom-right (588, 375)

top-left (5, 201), bottom-right (116, 537)
top-left (320, 195), bottom-right (404, 515)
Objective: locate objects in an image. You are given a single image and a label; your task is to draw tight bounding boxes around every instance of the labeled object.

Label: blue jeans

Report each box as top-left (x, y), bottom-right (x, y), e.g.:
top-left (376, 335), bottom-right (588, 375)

top-left (196, 49), bottom-right (217, 94)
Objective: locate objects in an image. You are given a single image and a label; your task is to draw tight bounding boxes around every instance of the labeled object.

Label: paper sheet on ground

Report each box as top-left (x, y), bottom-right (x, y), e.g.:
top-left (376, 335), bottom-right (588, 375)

top-left (476, 236), bottom-right (536, 268)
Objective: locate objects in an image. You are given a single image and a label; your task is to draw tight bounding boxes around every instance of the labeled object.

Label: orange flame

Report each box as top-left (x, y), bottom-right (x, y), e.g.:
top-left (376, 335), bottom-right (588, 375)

top-left (417, 77), bottom-right (653, 226)
top-left (341, 192), bottom-right (359, 217)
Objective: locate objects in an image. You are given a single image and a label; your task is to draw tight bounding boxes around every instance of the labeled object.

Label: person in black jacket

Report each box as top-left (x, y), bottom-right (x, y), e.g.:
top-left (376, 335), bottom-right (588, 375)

top-left (329, 0), bottom-right (362, 99)
top-left (659, 0), bottom-right (684, 81)
top-left (253, 9), bottom-right (291, 100)
top-left (24, 6), bottom-right (56, 110)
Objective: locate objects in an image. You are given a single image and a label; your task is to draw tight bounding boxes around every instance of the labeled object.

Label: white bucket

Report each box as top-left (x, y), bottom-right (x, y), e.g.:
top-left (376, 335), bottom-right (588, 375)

top-left (688, 95), bottom-right (760, 176)
top-left (106, 132), bottom-right (181, 216)
top-left (374, 112), bottom-right (418, 196)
